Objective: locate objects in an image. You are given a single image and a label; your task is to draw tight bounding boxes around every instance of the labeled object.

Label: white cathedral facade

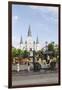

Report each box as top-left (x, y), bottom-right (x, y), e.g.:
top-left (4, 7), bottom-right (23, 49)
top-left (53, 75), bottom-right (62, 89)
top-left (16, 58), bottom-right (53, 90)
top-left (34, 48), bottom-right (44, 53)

top-left (19, 25), bottom-right (41, 51)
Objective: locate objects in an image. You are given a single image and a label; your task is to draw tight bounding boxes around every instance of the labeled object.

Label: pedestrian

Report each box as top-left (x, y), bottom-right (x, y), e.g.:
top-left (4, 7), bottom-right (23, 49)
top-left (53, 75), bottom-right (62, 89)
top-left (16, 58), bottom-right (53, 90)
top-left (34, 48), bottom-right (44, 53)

top-left (17, 62), bottom-right (20, 72)
top-left (28, 62), bottom-right (30, 72)
top-left (47, 55), bottom-right (50, 64)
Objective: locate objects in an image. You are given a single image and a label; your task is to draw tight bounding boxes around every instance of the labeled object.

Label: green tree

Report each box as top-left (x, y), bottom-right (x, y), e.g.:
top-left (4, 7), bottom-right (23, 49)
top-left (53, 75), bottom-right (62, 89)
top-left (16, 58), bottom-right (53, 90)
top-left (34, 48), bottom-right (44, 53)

top-left (36, 50), bottom-right (44, 60)
top-left (48, 42), bottom-right (55, 51)
top-left (23, 50), bottom-right (30, 58)
top-left (12, 48), bottom-right (17, 57)
top-left (16, 49), bottom-right (22, 56)
top-left (48, 42), bottom-right (59, 59)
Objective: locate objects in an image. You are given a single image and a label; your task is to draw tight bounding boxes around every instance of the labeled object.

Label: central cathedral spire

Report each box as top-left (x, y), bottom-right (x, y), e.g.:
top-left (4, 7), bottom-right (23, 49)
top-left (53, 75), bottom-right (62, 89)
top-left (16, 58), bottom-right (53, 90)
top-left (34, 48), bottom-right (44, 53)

top-left (28, 25), bottom-right (32, 37)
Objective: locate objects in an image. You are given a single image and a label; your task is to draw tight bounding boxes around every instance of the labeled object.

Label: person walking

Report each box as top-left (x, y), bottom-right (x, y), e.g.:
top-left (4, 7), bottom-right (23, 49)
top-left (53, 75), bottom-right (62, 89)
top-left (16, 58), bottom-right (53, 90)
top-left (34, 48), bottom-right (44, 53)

top-left (28, 62), bottom-right (30, 72)
top-left (17, 62), bottom-right (20, 72)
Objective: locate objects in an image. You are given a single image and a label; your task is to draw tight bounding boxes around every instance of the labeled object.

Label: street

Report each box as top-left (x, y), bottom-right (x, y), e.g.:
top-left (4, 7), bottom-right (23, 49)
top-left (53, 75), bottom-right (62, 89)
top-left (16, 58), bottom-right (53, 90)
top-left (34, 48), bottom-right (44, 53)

top-left (12, 71), bottom-right (59, 86)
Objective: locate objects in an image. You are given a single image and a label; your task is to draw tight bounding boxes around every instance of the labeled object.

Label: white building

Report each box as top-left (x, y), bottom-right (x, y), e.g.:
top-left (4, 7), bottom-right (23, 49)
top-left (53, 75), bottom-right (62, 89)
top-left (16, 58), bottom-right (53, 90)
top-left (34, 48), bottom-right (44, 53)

top-left (19, 25), bottom-right (41, 51)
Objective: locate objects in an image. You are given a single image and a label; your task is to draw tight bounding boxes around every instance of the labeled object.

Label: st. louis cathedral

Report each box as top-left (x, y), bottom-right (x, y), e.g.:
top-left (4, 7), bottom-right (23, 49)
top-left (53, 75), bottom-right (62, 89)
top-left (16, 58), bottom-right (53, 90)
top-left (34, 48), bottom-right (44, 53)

top-left (19, 25), bottom-right (41, 51)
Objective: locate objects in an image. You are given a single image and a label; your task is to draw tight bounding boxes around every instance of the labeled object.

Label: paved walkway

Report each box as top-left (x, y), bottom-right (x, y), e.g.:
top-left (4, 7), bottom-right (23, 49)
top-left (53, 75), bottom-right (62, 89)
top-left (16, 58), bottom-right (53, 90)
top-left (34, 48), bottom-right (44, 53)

top-left (12, 71), bottom-right (59, 86)
top-left (12, 69), bottom-right (58, 76)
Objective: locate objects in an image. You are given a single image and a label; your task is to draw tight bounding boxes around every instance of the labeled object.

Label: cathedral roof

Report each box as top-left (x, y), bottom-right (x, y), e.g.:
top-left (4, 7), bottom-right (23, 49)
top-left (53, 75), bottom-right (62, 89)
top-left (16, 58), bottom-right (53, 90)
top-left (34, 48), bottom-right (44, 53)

top-left (28, 25), bottom-right (32, 37)
top-left (36, 36), bottom-right (39, 44)
top-left (20, 36), bottom-right (23, 44)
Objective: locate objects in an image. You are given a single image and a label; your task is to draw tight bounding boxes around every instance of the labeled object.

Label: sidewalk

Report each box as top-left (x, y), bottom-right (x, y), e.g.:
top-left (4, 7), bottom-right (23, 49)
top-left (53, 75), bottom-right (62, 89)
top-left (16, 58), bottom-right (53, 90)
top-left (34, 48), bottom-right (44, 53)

top-left (12, 69), bottom-right (58, 76)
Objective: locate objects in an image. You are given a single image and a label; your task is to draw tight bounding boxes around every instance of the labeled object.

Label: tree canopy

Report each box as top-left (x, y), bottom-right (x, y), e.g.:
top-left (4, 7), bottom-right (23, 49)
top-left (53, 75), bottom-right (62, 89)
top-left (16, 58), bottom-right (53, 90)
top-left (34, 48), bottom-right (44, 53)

top-left (12, 48), bottom-right (30, 58)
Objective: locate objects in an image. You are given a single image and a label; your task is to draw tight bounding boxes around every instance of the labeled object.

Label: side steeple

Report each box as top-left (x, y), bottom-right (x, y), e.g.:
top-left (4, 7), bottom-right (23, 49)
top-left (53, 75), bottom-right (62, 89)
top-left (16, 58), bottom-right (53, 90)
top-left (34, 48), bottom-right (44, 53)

top-left (27, 25), bottom-right (32, 37)
top-left (36, 36), bottom-right (39, 44)
top-left (20, 36), bottom-right (23, 44)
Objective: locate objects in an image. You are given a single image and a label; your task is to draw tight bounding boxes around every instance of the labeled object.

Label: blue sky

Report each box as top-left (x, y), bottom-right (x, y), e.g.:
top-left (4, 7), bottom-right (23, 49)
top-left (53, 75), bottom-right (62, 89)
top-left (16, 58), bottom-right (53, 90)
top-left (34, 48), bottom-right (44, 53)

top-left (12, 4), bottom-right (58, 47)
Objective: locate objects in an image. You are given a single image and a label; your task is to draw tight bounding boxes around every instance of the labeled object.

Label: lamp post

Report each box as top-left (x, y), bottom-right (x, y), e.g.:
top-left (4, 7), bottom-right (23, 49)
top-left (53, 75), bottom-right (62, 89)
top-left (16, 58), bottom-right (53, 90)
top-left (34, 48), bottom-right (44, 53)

top-left (29, 49), bottom-right (35, 71)
top-left (45, 41), bottom-right (48, 62)
top-left (33, 50), bottom-right (35, 71)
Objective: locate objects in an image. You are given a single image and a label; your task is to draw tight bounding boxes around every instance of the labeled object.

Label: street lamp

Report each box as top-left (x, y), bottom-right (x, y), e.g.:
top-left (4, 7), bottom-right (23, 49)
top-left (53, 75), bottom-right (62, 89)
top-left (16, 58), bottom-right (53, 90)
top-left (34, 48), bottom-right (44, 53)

top-left (33, 50), bottom-right (35, 71)
top-left (29, 49), bottom-right (35, 71)
top-left (45, 41), bottom-right (48, 62)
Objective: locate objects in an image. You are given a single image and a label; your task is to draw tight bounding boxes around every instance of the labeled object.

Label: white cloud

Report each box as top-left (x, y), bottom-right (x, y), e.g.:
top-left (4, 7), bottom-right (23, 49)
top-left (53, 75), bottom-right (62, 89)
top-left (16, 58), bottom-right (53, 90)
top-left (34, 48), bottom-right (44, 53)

top-left (13, 15), bottom-right (18, 20)
top-left (46, 7), bottom-right (58, 13)
top-left (28, 5), bottom-right (42, 10)
top-left (12, 36), bottom-right (20, 48)
top-left (28, 5), bottom-right (39, 9)
top-left (28, 5), bottom-right (58, 13)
